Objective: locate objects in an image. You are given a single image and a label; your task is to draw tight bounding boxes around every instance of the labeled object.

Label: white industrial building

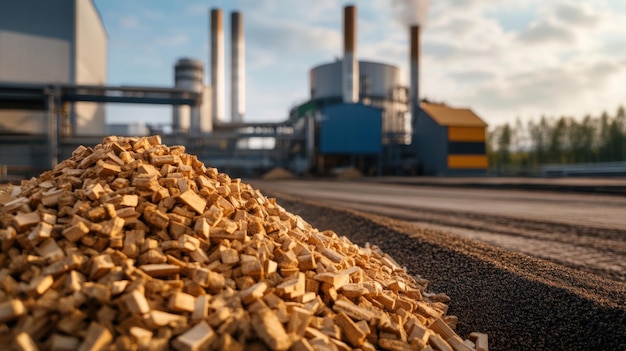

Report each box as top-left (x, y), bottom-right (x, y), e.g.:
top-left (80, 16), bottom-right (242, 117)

top-left (0, 0), bottom-right (107, 136)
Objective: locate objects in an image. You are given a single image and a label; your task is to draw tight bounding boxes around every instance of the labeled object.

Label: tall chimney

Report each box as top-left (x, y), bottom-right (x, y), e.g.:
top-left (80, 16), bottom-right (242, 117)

top-left (231, 11), bottom-right (245, 123)
top-left (343, 5), bottom-right (358, 103)
top-left (210, 9), bottom-right (225, 124)
top-left (410, 25), bottom-right (420, 112)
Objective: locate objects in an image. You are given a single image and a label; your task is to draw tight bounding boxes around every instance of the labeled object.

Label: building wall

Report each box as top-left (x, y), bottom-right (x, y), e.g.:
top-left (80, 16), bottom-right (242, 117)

top-left (414, 109), bottom-right (447, 175)
top-left (74, 0), bottom-right (107, 135)
top-left (319, 103), bottom-right (382, 155)
top-left (446, 126), bottom-right (488, 174)
top-left (0, 1), bottom-right (74, 134)
top-left (0, 0), bottom-right (107, 136)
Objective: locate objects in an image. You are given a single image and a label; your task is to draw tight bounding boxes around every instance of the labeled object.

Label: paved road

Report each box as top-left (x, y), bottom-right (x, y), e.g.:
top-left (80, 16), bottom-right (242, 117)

top-left (252, 180), bottom-right (626, 282)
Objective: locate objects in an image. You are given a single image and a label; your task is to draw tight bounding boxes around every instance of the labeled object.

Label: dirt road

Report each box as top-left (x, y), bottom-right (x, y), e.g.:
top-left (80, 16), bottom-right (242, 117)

top-left (252, 180), bottom-right (626, 282)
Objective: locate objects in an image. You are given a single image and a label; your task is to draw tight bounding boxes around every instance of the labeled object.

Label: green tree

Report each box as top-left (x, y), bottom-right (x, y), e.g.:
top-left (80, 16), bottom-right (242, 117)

top-left (497, 123), bottom-right (512, 171)
top-left (548, 117), bottom-right (567, 163)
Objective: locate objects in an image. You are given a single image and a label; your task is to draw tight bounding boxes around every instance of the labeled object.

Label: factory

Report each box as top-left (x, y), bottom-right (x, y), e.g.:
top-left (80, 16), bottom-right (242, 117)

top-left (0, 1), bottom-right (487, 180)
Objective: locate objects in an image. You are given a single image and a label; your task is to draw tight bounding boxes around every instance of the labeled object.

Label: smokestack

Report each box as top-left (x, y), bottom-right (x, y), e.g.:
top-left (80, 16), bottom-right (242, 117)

top-left (231, 11), bottom-right (245, 123)
top-left (410, 25), bottom-right (420, 111)
top-left (343, 5), bottom-right (358, 103)
top-left (210, 8), bottom-right (225, 124)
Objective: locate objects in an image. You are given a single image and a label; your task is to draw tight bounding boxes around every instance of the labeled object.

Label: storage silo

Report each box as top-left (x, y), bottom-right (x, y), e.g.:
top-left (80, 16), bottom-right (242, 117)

top-left (309, 60), bottom-right (409, 144)
top-left (173, 58), bottom-right (206, 133)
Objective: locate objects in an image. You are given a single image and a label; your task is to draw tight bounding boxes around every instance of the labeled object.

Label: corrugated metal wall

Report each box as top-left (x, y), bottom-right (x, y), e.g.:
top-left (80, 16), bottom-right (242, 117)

top-left (319, 104), bottom-right (382, 154)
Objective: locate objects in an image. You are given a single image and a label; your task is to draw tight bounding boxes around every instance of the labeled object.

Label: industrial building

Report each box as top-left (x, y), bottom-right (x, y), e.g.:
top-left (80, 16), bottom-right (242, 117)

top-left (0, 0), bottom-right (107, 136)
top-left (416, 103), bottom-right (488, 175)
top-left (0, 2), bottom-right (487, 180)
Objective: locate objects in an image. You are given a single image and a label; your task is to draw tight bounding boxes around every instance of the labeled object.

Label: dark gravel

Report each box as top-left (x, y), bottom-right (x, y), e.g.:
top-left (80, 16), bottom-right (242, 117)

top-left (270, 192), bottom-right (626, 351)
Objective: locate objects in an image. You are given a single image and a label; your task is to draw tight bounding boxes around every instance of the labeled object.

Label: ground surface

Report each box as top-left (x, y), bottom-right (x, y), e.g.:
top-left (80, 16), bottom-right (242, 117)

top-left (252, 180), bottom-right (626, 282)
top-left (251, 179), bottom-right (626, 350)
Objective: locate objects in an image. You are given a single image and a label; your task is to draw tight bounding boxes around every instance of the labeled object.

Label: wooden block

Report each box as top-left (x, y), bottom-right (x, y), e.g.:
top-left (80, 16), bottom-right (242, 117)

top-left (62, 221), bottom-right (90, 242)
top-left (193, 218), bottom-right (210, 239)
top-left (332, 299), bottom-right (374, 322)
top-left (191, 295), bottom-right (209, 322)
top-left (240, 282), bottom-right (267, 305)
top-left (147, 310), bottom-right (187, 328)
top-left (97, 160), bottom-right (121, 176)
top-left (378, 338), bottom-right (412, 351)
top-left (77, 322), bottom-right (112, 351)
top-left (469, 332), bottom-right (488, 351)
top-left (251, 308), bottom-right (292, 350)
top-left (82, 282), bottom-right (111, 303)
top-left (446, 337), bottom-right (475, 351)
top-left (172, 321), bottom-right (217, 351)
top-left (26, 274), bottom-right (53, 296)
top-left (151, 154), bottom-right (179, 166)
top-left (287, 306), bottom-right (312, 337)
top-left (140, 264), bottom-right (182, 277)
top-left (335, 312), bottom-right (367, 347)
top-left (41, 188), bottom-right (64, 206)
top-left (15, 332), bottom-right (38, 351)
top-left (314, 271), bottom-right (350, 290)
top-left (430, 318), bottom-right (460, 343)
top-left (178, 190), bottom-right (207, 215)
top-left (220, 248), bottom-right (239, 265)
top-left (276, 272), bottom-right (305, 299)
top-left (428, 333), bottom-right (453, 351)
top-left (120, 194), bottom-right (139, 207)
top-left (168, 291), bottom-right (196, 313)
top-left (13, 212), bottom-right (40, 232)
top-left (90, 255), bottom-right (114, 280)
top-left (129, 326), bottom-right (153, 345)
top-left (36, 238), bottom-right (65, 261)
top-left (111, 178), bottom-right (130, 190)
top-left (85, 183), bottom-right (106, 201)
top-left (49, 334), bottom-right (80, 351)
top-left (122, 289), bottom-right (151, 315)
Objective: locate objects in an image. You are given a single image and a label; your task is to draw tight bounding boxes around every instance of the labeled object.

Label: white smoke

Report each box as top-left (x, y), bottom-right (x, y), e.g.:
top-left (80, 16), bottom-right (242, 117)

top-left (391, 0), bottom-right (430, 26)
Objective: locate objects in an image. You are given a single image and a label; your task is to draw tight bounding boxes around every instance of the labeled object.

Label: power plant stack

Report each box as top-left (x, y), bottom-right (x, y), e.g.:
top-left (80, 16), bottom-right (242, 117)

top-left (210, 8), bottom-right (226, 125)
top-left (231, 11), bottom-right (245, 123)
top-left (342, 5), bottom-right (358, 103)
top-left (410, 25), bottom-right (421, 125)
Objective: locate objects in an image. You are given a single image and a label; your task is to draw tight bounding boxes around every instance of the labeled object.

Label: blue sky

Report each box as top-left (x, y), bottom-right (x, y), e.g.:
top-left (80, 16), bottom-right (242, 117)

top-left (94, 0), bottom-right (626, 128)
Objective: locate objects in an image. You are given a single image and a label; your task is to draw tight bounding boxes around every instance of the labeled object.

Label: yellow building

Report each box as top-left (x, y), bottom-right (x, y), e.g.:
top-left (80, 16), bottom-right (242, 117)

top-left (414, 102), bottom-right (488, 175)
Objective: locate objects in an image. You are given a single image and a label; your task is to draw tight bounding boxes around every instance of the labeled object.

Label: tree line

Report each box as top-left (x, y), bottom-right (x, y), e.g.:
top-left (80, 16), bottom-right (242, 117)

top-left (487, 105), bottom-right (626, 174)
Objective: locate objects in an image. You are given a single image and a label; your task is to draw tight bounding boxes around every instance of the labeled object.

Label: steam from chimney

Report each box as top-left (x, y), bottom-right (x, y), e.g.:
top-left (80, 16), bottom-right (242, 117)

top-left (392, 0), bottom-right (430, 26)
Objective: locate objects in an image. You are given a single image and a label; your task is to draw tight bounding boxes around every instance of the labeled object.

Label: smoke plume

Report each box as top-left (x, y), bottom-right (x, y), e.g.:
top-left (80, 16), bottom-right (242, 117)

top-left (392, 0), bottom-right (430, 26)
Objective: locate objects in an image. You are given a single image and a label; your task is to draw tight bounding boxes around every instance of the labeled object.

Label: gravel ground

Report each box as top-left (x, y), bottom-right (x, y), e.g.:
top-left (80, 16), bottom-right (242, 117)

top-left (269, 192), bottom-right (626, 351)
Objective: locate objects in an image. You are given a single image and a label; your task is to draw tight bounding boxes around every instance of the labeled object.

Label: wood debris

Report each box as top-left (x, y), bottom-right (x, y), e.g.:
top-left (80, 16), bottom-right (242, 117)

top-left (0, 136), bottom-right (487, 350)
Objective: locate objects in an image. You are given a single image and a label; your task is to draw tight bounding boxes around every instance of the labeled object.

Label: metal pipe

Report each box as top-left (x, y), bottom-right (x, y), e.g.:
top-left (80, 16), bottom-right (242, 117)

top-left (231, 11), bottom-right (245, 123)
top-left (210, 8), bottom-right (225, 124)
top-left (343, 5), bottom-right (358, 103)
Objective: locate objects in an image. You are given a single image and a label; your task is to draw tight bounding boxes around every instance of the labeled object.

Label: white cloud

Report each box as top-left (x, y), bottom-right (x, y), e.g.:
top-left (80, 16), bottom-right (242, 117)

top-left (119, 15), bottom-right (140, 29)
top-left (518, 19), bottom-right (576, 44)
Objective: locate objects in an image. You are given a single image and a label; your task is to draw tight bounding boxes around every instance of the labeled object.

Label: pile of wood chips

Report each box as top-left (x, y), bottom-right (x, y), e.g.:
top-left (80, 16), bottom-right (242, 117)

top-left (0, 136), bottom-right (487, 351)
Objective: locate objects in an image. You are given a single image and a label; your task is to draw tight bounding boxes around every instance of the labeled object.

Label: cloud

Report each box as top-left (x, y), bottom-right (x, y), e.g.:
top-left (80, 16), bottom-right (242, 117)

top-left (517, 19), bottom-right (576, 45)
top-left (554, 2), bottom-right (600, 27)
top-left (119, 15), bottom-right (140, 29)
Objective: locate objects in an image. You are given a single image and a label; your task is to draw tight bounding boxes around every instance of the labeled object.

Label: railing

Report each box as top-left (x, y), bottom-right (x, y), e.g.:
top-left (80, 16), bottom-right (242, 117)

top-left (540, 161), bottom-right (626, 177)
